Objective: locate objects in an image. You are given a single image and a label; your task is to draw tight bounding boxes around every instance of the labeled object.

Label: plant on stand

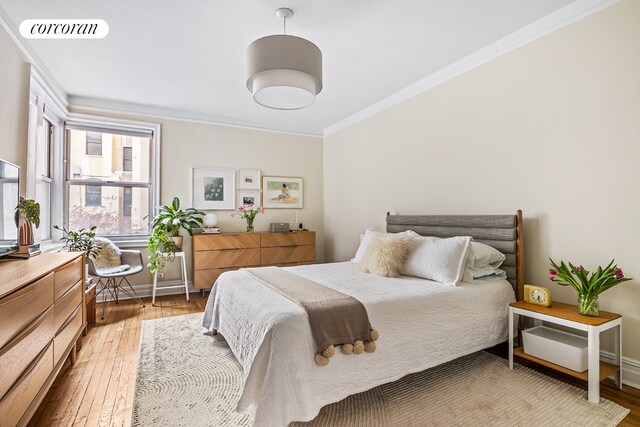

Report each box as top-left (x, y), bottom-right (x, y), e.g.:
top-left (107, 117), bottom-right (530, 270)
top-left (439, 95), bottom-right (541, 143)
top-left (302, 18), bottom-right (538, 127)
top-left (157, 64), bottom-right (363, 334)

top-left (549, 259), bottom-right (632, 316)
top-left (231, 204), bottom-right (264, 232)
top-left (14, 197), bottom-right (40, 246)
top-left (148, 197), bottom-right (203, 277)
top-left (150, 197), bottom-right (204, 250)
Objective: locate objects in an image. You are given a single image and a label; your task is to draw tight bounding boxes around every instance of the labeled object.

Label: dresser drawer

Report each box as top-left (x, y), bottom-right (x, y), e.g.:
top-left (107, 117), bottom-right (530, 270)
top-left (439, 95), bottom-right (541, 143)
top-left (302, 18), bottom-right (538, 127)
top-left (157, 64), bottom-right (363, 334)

top-left (194, 268), bottom-right (247, 289)
top-left (0, 343), bottom-right (53, 427)
top-left (261, 245), bottom-right (316, 265)
top-left (54, 257), bottom-right (83, 301)
top-left (54, 280), bottom-right (82, 333)
top-left (194, 248), bottom-right (260, 270)
top-left (0, 307), bottom-right (54, 401)
top-left (0, 272), bottom-right (54, 349)
top-left (53, 307), bottom-right (82, 367)
top-left (261, 231), bottom-right (315, 247)
top-left (194, 234), bottom-right (261, 251)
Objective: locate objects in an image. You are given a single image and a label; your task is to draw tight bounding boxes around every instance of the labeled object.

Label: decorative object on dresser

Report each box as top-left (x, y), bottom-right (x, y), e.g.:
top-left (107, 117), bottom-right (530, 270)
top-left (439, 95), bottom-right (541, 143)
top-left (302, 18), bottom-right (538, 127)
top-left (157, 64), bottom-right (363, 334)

top-left (202, 213), bottom-right (220, 234)
top-left (192, 167), bottom-right (236, 210)
top-left (15, 197), bottom-right (40, 254)
top-left (262, 176), bottom-right (303, 208)
top-left (509, 301), bottom-right (622, 404)
top-left (270, 222), bottom-right (289, 233)
top-left (231, 204), bottom-right (264, 233)
top-left (523, 284), bottom-right (552, 307)
top-left (0, 252), bottom-right (85, 427)
top-left (549, 259), bottom-right (631, 316)
top-left (192, 230), bottom-right (316, 291)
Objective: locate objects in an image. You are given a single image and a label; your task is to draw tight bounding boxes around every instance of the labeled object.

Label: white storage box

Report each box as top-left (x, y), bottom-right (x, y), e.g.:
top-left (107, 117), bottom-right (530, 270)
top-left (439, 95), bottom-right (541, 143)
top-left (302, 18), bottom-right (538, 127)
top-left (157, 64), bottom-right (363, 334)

top-left (522, 326), bottom-right (588, 372)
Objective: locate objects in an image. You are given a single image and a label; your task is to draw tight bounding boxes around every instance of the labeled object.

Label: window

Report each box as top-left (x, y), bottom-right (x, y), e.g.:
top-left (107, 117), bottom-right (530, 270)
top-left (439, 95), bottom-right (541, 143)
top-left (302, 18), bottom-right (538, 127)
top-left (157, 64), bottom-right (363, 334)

top-left (65, 118), bottom-right (159, 238)
top-left (123, 147), bottom-right (132, 172)
top-left (86, 132), bottom-right (102, 156)
top-left (85, 186), bottom-right (102, 206)
top-left (123, 187), bottom-right (132, 217)
top-left (35, 119), bottom-right (54, 240)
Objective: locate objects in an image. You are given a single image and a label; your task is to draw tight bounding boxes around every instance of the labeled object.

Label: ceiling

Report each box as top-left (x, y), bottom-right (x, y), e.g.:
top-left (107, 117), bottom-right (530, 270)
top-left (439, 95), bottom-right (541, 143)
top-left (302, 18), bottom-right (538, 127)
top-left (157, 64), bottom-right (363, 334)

top-left (1, 0), bottom-right (581, 136)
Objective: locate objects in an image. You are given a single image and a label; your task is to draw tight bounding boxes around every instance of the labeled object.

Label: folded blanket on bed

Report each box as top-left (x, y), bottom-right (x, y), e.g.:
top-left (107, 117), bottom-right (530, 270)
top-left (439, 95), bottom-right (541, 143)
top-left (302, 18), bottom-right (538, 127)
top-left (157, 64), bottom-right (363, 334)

top-left (243, 267), bottom-right (378, 366)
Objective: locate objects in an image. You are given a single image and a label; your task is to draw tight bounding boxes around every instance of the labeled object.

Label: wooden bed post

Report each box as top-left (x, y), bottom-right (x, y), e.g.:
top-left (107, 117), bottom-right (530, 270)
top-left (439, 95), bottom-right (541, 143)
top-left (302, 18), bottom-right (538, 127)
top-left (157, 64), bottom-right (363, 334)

top-left (515, 210), bottom-right (524, 302)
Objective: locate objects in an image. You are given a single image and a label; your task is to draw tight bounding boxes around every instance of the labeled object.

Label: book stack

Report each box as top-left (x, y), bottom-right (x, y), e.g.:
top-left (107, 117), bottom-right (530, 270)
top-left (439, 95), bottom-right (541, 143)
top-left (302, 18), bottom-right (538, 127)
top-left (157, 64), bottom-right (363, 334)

top-left (202, 227), bottom-right (220, 234)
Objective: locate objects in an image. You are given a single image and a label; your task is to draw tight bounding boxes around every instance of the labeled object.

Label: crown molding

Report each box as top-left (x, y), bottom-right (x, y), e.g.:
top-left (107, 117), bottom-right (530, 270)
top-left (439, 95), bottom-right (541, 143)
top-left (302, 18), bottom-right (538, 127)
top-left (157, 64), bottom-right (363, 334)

top-left (0, 3), bottom-right (68, 109)
top-left (69, 96), bottom-right (323, 138)
top-left (323, 0), bottom-right (620, 137)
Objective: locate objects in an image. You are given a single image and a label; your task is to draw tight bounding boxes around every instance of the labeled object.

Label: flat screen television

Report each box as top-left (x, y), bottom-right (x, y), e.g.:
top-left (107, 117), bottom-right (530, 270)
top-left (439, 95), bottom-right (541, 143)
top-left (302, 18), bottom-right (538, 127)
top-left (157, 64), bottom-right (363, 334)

top-left (0, 160), bottom-right (20, 258)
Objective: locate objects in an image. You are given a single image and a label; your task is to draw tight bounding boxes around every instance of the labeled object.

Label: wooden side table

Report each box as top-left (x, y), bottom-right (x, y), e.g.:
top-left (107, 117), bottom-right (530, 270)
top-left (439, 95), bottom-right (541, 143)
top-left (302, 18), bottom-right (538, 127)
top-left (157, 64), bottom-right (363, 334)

top-left (508, 301), bottom-right (622, 403)
top-left (151, 251), bottom-right (189, 306)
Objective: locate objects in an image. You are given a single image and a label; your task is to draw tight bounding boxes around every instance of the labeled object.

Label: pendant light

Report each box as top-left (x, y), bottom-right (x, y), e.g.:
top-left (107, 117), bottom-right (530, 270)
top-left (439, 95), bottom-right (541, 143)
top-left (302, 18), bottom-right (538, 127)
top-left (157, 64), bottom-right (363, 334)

top-left (246, 8), bottom-right (323, 110)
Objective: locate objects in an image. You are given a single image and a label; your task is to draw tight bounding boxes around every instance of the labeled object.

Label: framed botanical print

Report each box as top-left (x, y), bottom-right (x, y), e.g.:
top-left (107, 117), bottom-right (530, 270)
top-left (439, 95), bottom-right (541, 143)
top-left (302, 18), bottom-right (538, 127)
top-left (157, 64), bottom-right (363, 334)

top-left (192, 167), bottom-right (236, 210)
top-left (262, 176), bottom-right (303, 209)
top-left (238, 169), bottom-right (261, 190)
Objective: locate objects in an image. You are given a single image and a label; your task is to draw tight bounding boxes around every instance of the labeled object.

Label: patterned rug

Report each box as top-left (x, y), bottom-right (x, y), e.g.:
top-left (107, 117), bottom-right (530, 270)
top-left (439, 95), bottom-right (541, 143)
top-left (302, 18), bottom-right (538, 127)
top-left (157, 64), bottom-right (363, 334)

top-left (133, 314), bottom-right (629, 426)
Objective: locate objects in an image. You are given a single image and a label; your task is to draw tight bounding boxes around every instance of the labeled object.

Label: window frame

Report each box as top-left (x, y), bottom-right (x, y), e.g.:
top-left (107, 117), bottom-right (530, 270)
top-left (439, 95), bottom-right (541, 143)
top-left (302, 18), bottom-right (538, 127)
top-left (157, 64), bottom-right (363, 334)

top-left (64, 114), bottom-right (160, 242)
top-left (27, 67), bottom-right (67, 244)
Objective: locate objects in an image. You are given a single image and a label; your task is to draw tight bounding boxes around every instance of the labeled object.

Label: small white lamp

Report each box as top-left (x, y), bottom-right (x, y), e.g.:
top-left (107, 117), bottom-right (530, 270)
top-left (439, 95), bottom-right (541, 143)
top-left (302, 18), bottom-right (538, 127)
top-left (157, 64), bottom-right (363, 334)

top-left (203, 213), bottom-right (218, 228)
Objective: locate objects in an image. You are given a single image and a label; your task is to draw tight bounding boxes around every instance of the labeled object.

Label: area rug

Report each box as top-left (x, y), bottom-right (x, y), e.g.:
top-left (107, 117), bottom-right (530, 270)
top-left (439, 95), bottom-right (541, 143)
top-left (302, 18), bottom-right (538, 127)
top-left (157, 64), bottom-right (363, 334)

top-left (132, 314), bottom-right (629, 427)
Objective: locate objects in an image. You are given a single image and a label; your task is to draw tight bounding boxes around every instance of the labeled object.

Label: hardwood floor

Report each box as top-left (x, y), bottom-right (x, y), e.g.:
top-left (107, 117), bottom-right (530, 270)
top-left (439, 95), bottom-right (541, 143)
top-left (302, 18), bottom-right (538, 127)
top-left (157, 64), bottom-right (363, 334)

top-left (29, 295), bottom-right (639, 426)
top-left (28, 294), bottom-right (207, 427)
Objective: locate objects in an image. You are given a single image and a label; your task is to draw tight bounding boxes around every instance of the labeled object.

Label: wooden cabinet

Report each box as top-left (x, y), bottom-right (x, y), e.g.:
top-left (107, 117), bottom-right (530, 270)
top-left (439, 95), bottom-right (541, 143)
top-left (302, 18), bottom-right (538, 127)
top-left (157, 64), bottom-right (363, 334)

top-left (0, 252), bottom-right (85, 427)
top-left (193, 231), bottom-right (316, 289)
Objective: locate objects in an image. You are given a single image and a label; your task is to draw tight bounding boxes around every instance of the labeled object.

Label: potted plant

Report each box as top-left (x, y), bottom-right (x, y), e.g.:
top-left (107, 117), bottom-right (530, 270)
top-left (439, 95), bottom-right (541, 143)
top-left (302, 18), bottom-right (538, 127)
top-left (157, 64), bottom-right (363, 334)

top-left (231, 204), bottom-right (264, 233)
top-left (146, 227), bottom-right (177, 278)
top-left (14, 197), bottom-right (40, 246)
top-left (549, 259), bottom-right (632, 316)
top-left (54, 225), bottom-right (99, 259)
top-left (150, 197), bottom-right (204, 250)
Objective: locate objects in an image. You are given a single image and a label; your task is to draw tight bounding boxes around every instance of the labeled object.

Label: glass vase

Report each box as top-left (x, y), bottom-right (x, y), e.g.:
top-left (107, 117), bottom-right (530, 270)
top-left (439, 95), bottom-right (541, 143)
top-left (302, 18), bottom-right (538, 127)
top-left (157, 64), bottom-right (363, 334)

top-left (578, 295), bottom-right (599, 317)
top-left (245, 217), bottom-right (254, 233)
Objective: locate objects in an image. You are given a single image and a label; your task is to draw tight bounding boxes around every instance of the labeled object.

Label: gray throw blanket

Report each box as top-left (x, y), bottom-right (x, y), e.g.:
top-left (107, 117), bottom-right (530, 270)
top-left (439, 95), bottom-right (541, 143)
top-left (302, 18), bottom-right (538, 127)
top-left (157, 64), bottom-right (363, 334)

top-left (243, 267), bottom-right (379, 366)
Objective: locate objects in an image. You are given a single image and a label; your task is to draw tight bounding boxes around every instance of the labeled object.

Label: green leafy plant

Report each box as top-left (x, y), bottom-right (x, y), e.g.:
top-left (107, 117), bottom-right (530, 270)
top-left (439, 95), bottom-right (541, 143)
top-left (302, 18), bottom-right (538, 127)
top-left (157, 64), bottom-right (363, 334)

top-left (146, 227), bottom-right (176, 277)
top-left (150, 197), bottom-right (204, 237)
top-left (54, 225), bottom-right (99, 259)
top-left (14, 197), bottom-right (40, 228)
top-left (549, 259), bottom-right (632, 315)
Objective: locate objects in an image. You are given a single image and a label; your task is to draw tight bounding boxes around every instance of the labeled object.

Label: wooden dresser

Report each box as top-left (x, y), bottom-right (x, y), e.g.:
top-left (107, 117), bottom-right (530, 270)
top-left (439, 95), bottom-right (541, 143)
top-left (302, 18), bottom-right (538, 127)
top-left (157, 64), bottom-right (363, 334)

top-left (193, 231), bottom-right (316, 289)
top-left (0, 252), bottom-right (85, 427)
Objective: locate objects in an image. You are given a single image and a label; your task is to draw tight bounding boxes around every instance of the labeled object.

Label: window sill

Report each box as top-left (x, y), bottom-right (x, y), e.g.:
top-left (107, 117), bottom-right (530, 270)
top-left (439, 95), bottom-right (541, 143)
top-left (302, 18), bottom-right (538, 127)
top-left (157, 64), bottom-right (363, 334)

top-left (41, 241), bottom-right (65, 253)
top-left (112, 238), bottom-right (149, 249)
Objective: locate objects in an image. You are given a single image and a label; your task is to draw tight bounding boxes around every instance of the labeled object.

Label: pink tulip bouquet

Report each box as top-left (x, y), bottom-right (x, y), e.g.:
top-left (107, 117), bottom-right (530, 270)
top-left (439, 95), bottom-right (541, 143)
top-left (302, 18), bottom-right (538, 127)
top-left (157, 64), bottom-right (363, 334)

top-left (231, 204), bottom-right (264, 233)
top-left (549, 258), bottom-right (631, 316)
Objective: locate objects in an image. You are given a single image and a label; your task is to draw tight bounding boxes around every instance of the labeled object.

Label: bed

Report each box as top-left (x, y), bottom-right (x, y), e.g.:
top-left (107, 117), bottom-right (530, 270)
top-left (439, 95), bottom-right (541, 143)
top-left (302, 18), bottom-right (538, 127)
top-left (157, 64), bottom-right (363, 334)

top-left (202, 211), bottom-right (524, 427)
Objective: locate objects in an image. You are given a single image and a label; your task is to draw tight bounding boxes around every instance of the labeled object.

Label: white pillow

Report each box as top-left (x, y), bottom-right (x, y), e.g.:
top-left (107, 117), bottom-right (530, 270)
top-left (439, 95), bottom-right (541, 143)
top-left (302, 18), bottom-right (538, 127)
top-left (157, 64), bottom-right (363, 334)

top-left (401, 236), bottom-right (471, 286)
top-left (352, 229), bottom-right (414, 263)
top-left (462, 242), bottom-right (506, 282)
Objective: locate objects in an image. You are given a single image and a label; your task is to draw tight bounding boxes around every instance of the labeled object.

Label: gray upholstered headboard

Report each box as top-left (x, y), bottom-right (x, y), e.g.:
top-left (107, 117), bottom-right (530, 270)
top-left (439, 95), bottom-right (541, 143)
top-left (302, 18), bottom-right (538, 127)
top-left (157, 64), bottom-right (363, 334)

top-left (386, 210), bottom-right (524, 300)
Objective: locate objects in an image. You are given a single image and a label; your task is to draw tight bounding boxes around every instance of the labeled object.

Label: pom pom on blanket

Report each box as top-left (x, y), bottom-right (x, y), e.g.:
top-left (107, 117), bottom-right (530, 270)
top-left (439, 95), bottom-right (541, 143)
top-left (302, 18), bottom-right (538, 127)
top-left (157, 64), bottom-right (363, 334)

top-left (370, 328), bottom-right (379, 341)
top-left (341, 343), bottom-right (354, 355)
top-left (315, 353), bottom-right (330, 366)
top-left (364, 340), bottom-right (376, 353)
top-left (321, 345), bottom-right (336, 358)
top-left (353, 340), bottom-right (364, 354)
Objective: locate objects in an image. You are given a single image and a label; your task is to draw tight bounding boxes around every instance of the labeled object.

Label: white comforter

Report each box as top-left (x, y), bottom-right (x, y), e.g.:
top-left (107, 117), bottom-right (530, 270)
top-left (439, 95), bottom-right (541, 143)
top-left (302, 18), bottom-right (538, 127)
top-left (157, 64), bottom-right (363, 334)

top-left (202, 262), bottom-right (514, 427)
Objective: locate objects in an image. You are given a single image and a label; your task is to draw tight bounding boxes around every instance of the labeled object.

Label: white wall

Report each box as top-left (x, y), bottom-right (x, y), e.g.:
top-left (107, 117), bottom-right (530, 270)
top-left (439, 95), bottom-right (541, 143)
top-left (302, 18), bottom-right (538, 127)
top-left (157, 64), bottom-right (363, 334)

top-left (0, 24), bottom-right (29, 192)
top-left (70, 107), bottom-right (324, 286)
top-left (324, 0), bottom-right (640, 362)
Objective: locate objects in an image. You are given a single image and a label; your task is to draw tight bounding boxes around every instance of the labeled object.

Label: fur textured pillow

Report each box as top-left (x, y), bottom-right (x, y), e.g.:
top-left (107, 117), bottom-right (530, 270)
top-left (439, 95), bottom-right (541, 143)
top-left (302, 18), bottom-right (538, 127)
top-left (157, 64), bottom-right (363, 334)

top-left (360, 234), bottom-right (415, 277)
top-left (93, 237), bottom-right (122, 269)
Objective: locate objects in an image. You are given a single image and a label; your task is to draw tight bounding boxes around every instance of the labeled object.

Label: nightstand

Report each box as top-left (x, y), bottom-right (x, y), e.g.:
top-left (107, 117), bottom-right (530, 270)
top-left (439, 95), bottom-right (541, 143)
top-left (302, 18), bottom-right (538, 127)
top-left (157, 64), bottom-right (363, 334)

top-left (508, 301), bottom-right (622, 403)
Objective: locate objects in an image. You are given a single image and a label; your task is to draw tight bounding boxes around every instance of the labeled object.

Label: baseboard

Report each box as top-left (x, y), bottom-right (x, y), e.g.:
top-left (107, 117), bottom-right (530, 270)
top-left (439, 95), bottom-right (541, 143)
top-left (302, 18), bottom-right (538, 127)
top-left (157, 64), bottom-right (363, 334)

top-left (600, 350), bottom-right (640, 389)
top-left (95, 279), bottom-right (203, 303)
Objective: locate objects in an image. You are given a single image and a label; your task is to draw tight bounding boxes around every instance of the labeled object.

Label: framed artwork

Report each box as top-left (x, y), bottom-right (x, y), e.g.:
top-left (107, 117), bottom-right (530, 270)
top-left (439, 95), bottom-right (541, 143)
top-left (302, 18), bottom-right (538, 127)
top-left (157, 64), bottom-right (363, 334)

top-left (192, 167), bottom-right (236, 210)
top-left (237, 190), bottom-right (261, 207)
top-left (262, 176), bottom-right (303, 209)
top-left (238, 169), bottom-right (261, 190)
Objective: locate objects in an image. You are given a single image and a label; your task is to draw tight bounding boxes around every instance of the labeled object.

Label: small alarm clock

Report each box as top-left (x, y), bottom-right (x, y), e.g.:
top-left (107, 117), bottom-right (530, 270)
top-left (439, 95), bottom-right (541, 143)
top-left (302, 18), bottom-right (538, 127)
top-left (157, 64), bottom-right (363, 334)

top-left (523, 284), bottom-right (552, 307)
